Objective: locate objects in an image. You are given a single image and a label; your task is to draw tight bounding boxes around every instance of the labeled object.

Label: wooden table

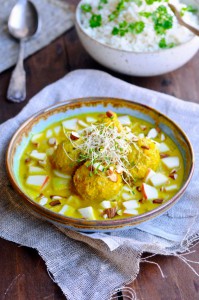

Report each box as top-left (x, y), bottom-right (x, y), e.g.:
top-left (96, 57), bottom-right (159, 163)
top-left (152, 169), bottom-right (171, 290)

top-left (1, 2), bottom-right (199, 298)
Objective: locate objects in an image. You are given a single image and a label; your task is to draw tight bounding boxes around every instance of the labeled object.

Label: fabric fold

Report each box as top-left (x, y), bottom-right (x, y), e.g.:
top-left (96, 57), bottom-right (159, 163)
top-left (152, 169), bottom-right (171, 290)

top-left (1, 69), bottom-right (199, 300)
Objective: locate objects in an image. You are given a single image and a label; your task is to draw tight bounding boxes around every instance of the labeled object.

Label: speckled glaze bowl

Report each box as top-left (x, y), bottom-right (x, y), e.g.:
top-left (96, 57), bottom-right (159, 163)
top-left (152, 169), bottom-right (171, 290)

top-left (6, 98), bottom-right (194, 232)
top-left (75, 0), bottom-right (199, 76)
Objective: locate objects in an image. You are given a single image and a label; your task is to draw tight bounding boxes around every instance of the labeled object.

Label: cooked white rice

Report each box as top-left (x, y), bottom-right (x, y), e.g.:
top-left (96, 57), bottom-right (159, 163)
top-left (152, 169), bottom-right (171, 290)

top-left (79, 0), bottom-right (199, 52)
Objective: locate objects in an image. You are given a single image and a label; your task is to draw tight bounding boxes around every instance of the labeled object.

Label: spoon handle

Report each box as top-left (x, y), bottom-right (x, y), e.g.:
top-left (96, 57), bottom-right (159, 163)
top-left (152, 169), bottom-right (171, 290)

top-left (7, 41), bottom-right (26, 102)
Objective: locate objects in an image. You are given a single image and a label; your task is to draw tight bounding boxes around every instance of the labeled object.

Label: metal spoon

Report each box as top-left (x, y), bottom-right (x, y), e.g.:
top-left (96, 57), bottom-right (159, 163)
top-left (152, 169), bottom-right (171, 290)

top-left (7, 0), bottom-right (39, 102)
top-left (168, 3), bottom-right (199, 36)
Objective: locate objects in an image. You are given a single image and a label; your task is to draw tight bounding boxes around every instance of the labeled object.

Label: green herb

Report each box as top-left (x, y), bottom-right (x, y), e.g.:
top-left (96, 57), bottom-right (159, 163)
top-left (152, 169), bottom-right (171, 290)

top-left (108, 0), bottom-right (125, 21)
top-left (89, 14), bottom-right (102, 28)
top-left (81, 4), bottom-right (92, 12)
top-left (139, 12), bottom-right (152, 18)
top-left (152, 5), bottom-right (173, 34)
top-left (112, 21), bottom-right (145, 36)
top-left (108, 0), bottom-right (143, 21)
top-left (145, 0), bottom-right (161, 5)
top-left (159, 38), bottom-right (175, 49)
top-left (109, 12), bottom-right (118, 21)
top-left (98, 0), bottom-right (108, 10)
top-left (133, 0), bottom-right (143, 7)
top-left (129, 21), bottom-right (145, 34)
top-left (180, 5), bottom-right (198, 16)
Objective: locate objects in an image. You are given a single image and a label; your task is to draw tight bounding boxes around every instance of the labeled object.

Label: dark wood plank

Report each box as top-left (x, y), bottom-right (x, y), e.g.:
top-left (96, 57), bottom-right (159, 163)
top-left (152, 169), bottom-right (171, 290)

top-left (0, 3), bottom-right (199, 299)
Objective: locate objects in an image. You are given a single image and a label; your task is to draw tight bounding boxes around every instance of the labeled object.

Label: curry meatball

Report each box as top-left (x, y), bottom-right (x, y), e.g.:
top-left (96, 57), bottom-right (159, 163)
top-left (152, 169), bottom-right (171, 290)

top-left (128, 137), bottom-right (160, 179)
top-left (51, 139), bottom-right (81, 175)
top-left (73, 162), bottom-right (123, 202)
top-left (100, 111), bottom-right (123, 132)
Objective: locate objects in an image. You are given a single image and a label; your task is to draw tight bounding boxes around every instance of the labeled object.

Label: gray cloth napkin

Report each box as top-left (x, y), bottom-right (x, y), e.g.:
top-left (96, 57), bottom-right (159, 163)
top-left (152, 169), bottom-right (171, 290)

top-left (0, 0), bottom-right (74, 73)
top-left (1, 70), bottom-right (199, 300)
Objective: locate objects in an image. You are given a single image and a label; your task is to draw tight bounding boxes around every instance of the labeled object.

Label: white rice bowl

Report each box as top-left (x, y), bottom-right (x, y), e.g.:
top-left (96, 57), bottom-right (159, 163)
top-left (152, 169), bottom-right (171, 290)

top-left (79, 0), bottom-right (199, 52)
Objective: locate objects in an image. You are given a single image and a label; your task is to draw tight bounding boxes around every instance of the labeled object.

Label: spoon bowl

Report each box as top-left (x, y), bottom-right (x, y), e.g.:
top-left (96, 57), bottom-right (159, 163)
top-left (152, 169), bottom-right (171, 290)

top-left (8, 0), bottom-right (39, 39)
top-left (7, 0), bottom-right (39, 103)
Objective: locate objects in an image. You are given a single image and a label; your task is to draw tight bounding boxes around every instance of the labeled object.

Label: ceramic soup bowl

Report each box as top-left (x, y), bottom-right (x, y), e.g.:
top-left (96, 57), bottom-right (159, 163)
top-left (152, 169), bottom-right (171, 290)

top-left (6, 98), bottom-right (194, 232)
top-left (75, 0), bottom-right (199, 76)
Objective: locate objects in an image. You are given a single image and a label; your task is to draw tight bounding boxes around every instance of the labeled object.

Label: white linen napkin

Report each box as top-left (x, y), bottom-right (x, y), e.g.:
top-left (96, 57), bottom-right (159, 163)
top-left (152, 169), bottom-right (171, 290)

top-left (1, 69), bottom-right (199, 300)
top-left (0, 0), bottom-right (74, 73)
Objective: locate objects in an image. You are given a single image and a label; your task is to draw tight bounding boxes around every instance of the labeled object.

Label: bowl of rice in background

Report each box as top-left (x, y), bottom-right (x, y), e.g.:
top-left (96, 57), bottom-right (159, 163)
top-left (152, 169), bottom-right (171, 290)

top-left (75, 0), bottom-right (199, 76)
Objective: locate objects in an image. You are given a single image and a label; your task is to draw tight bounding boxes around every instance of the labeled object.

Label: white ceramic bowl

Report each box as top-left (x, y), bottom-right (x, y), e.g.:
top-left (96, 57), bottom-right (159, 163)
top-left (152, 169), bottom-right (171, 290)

top-left (75, 0), bottom-right (199, 76)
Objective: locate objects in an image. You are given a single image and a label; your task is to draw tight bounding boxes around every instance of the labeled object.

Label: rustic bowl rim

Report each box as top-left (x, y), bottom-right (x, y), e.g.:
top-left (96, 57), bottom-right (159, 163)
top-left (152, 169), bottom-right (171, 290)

top-left (6, 97), bottom-right (195, 230)
top-left (75, 0), bottom-right (198, 55)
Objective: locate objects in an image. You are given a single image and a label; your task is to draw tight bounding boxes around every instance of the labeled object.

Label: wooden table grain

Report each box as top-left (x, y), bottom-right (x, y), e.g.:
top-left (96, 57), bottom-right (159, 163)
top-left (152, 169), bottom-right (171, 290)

top-left (1, 2), bottom-right (199, 299)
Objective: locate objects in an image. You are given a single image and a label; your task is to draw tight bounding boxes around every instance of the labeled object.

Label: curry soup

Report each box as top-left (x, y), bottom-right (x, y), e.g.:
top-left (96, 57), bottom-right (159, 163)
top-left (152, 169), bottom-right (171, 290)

top-left (19, 111), bottom-right (184, 220)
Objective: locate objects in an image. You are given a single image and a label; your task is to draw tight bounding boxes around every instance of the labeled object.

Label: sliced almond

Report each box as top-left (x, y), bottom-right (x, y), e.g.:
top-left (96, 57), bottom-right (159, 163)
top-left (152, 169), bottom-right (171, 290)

top-left (88, 165), bottom-right (94, 172)
top-left (32, 142), bottom-right (39, 147)
top-left (106, 110), bottom-right (114, 118)
top-left (116, 165), bottom-right (124, 174)
top-left (48, 137), bottom-right (57, 146)
top-left (70, 131), bottom-right (80, 140)
top-left (38, 159), bottom-right (47, 167)
top-left (160, 186), bottom-right (165, 192)
top-left (25, 157), bottom-right (31, 164)
top-left (107, 170), bottom-right (118, 182)
top-left (50, 195), bottom-right (63, 200)
top-left (153, 199), bottom-right (163, 204)
top-left (160, 153), bottom-right (169, 158)
top-left (141, 145), bottom-right (150, 150)
top-left (140, 125), bottom-right (147, 131)
top-left (49, 200), bottom-right (61, 206)
top-left (103, 207), bottom-right (117, 218)
top-left (136, 186), bottom-right (141, 192)
top-left (131, 134), bottom-right (139, 142)
top-left (169, 173), bottom-right (178, 180)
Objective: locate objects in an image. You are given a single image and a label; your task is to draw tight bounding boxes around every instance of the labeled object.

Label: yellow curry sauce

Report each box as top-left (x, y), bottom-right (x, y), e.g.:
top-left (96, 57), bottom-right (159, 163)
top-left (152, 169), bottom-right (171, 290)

top-left (19, 112), bottom-right (184, 220)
